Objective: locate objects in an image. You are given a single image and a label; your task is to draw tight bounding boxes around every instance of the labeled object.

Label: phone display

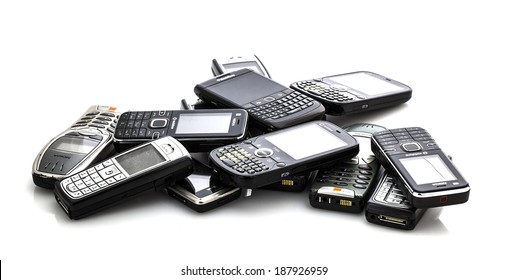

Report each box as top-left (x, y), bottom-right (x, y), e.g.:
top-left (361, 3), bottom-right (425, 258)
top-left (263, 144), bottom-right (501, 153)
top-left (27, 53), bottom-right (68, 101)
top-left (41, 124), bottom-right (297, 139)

top-left (365, 173), bottom-right (427, 230)
top-left (54, 136), bottom-right (193, 219)
top-left (290, 71), bottom-right (411, 115)
top-left (371, 127), bottom-right (470, 208)
top-left (211, 55), bottom-right (270, 78)
top-left (208, 121), bottom-right (359, 189)
top-left (113, 109), bottom-right (248, 152)
top-left (309, 123), bottom-right (386, 213)
top-left (167, 157), bottom-right (242, 213)
top-left (194, 69), bottom-right (325, 132)
top-left (32, 105), bottom-right (120, 189)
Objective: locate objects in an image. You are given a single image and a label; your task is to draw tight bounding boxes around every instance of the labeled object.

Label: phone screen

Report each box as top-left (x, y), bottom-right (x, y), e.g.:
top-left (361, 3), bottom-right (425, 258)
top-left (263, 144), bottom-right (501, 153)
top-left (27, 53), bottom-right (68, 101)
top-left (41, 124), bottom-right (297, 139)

top-left (265, 123), bottom-right (347, 160)
top-left (116, 144), bottom-right (165, 175)
top-left (327, 72), bottom-right (405, 96)
top-left (51, 136), bottom-right (99, 154)
top-left (208, 72), bottom-right (285, 105)
top-left (400, 155), bottom-right (457, 185)
top-left (175, 113), bottom-right (232, 134)
top-left (187, 174), bottom-right (211, 193)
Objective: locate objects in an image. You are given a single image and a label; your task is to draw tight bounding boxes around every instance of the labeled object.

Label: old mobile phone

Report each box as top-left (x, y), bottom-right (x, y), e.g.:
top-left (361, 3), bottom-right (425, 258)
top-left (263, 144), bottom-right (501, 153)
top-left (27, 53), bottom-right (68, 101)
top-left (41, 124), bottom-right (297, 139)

top-left (209, 121), bottom-right (359, 189)
top-left (54, 136), bottom-right (193, 219)
top-left (194, 69), bottom-right (325, 132)
top-left (113, 109), bottom-right (248, 152)
top-left (365, 173), bottom-right (427, 230)
top-left (291, 71), bottom-right (411, 115)
top-left (189, 138), bottom-right (318, 193)
top-left (371, 127), bottom-right (470, 208)
top-left (309, 123), bottom-right (386, 213)
top-left (166, 155), bottom-right (242, 213)
top-left (32, 105), bottom-right (120, 189)
top-left (211, 55), bottom-right (271, 78)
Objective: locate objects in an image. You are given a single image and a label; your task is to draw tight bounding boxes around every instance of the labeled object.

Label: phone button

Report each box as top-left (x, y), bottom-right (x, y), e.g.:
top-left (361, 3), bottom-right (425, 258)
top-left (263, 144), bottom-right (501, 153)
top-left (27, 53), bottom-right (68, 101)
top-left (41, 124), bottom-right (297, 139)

top-left (150, 119), bottom-right (168, 128)
top-left (99, 165), bottom-right (120, 179)
top-left (161, 144), bottom-right (174, 154)
top-left (254, 148), bottom-right (274, 158)
top-left (353, 184), bottom-right (366, 189)
top-left (276, 162), bottom-right (286, 167)
top-left (401, 142), bottom-right (422, 152)
top-left (70, 191), bottom-right (83, 198)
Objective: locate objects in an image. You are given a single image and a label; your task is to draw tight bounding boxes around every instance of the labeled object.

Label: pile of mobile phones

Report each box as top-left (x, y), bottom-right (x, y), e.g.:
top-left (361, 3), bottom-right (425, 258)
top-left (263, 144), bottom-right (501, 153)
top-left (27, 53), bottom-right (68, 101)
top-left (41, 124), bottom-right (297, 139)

top-left (32, 54), bottom-right (469, 230)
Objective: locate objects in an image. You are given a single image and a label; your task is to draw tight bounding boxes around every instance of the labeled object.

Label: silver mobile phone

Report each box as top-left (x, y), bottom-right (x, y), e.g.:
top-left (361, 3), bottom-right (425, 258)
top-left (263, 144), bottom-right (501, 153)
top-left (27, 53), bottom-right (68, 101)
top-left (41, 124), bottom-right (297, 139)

top-left (32, 105), bottom-right (120, 189)
top-left (211, 55), bottom-right (270, 78)
top-left (54, 136), bottom-right (193, 219)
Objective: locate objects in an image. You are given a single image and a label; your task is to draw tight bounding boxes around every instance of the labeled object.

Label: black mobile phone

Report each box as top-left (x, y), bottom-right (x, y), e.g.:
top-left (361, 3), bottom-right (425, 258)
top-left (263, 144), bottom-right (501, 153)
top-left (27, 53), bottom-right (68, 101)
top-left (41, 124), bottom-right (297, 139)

top-left (166, 156), bottom-right (242, 213)
top-left (208, 121), bottom-right (359, 189)
top-left (194, 69), bottom-right (326, 132)
top-left (309, 123), bottom-right (386, 213)
top-left (371, 127), bottom-right (470, 208)
top-left (365, 173), bottom-right (427, 230)
top-left (54, 136), bottom-right (193, 219)
top-left (290, 71), bottom-right (411, 115)
top-left (211, 55), bottom-right (271, 78)
top-left (113, 109), bottom-right (248, 152)
top-left (32, 105), bottom-right (121, 189)
top-left (189, 139), bottom-right (317, 193)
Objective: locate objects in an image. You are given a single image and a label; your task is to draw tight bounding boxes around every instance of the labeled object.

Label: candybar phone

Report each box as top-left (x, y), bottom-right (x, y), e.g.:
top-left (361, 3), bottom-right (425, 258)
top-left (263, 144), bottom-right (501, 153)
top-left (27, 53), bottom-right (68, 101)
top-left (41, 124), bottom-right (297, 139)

top-left (166, 156), bottom-right (242, 213)
top-left (371, 127), bottom-right (470, 208)
top-left (209, 121), bottom-right (359, 189)
top-left (54, 136), bottom-right (193, 219)
top-left (113, 109), bottom-right (248, 152)
top-left (365, 173), bottom-right (427, 230)
top-left (211, 55), bottom-right (271, 78)
top-left (32, 105), bottom-right (120, 189)
top-left (309, 123), bottom-right (386, 213)
top-left (194, 69), bottom-right (325, 132)
top-left (291, 71), bottom-right (411, 115)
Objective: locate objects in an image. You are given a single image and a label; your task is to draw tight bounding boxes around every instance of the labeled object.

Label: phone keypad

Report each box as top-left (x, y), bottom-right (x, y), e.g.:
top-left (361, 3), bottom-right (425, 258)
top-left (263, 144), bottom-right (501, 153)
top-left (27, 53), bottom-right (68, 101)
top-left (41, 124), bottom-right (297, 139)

top-left (71, 108), bottom-right (119, 134)
top-left (115, 111), bottom-right (172, 139)
top-left (374, 175), bottom-right (411, 207)
top-left (60, 162), bottom-right (127, 199)
top-left (216, 145), bottom-right (269, 174)
top-left (373, 127), bottom-right (438, 155)
top-left (244, 89), bottom-right (316, 120)
top-left (316, 164), bottom-right (374, 190)
top-left (295, 81), bottom-right (358, 102)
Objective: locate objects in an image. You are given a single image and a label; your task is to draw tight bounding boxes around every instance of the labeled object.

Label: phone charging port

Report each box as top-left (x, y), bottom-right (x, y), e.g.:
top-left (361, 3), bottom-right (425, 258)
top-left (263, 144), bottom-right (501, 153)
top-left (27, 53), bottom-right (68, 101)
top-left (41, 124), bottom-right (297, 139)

top-left (378, 215), bottom-right (407, 226)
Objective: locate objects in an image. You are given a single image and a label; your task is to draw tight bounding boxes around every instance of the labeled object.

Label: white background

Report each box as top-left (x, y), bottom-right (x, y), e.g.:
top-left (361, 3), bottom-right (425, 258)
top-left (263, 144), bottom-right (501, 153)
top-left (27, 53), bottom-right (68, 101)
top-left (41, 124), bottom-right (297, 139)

top-left (1, 1), bottom-right (505, 279)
